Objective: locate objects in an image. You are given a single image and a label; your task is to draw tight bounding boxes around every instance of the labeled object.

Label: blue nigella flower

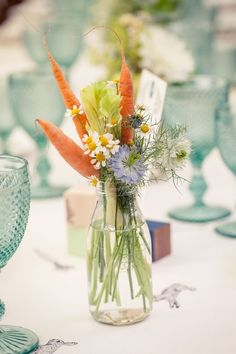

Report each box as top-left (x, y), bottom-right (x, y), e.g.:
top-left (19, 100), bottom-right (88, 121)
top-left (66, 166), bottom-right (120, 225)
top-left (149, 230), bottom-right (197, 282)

top-left (108, 145), bottom-right (146, 184)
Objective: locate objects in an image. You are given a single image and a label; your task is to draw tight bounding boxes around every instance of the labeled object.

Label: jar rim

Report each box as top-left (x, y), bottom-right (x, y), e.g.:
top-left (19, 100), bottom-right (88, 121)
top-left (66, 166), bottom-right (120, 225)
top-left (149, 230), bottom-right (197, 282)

top-left (96, 181), bottom-right (138, 196)
top-left (168, 75), bottom-right (226, 93)
top-left (0, 155), bottom-right (28, 173)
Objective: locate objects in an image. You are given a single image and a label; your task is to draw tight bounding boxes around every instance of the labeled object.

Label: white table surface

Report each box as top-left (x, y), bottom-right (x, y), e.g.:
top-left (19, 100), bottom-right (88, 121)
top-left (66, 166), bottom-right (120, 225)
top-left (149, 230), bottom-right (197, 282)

top-left (1, 11), bottom-right (236, 354)
top-left (1, 146), bottom-right (236, 354)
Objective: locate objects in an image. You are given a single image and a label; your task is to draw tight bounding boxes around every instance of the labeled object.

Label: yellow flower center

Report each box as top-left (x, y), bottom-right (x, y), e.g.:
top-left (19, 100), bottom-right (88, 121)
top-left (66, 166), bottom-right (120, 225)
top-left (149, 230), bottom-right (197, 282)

top-left (111, 116), bottom-right (119, 126)
top-left (71, 107), bottom-right (80, 116)
top-left (86, 136), bottom-right (93, 144)
top-left (99, 136), bottom-right (109, 146)
top-left (90, 177), bottom-right (98, 187)
top-left (140, 124), bottom-right (150, 134)
top-left (88, 142), bottom-right (97, 151)
top-left (96, 152), bottom-right (106, 162)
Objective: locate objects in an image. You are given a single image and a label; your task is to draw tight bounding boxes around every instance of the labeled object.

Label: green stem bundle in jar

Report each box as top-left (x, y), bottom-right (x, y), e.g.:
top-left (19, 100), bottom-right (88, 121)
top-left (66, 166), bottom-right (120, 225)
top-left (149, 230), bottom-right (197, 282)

top-left (87, 182), bottom-right (152, 325)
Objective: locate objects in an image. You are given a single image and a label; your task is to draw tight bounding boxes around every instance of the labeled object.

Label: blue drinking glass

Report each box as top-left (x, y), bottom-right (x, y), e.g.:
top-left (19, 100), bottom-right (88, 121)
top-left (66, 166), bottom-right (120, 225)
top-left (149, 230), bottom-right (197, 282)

top-left (215, 103), bottom-right (236, 237)
top-left (164, 76), bottom-right (231, 222)
top-left (0, 155), bottom-right (39, 353)
top-left (8, 68), bottom-right (67, 199)
top-left (0, 79), bottom-right (15, 154)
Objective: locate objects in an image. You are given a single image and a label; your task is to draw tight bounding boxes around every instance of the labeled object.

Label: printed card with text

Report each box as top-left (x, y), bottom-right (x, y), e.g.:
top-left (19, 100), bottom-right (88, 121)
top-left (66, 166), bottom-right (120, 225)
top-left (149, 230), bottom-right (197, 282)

top-left (136, 69), bottom-right (167, 125)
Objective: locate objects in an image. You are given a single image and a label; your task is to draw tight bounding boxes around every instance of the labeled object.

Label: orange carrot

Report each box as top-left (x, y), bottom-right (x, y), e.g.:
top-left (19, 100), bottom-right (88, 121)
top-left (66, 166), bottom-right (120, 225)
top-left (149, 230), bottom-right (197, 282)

top-left (119, 49), bottom-right (134, 144)
top-left (36, 119), bottom-right (98, 178)
top-left (43, 36), bottom-right (87, 138)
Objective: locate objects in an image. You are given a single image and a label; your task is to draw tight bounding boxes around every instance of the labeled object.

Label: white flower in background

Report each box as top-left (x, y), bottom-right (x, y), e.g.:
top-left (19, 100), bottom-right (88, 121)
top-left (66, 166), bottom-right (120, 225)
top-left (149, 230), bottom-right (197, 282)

top-left (65, 105), bottom-right (84, 119)
top-left (140, 25), bottom-right (195, 83)
top-left (90, 147), bottom-right (110, 170)
top-left (99, 133), bottom-right (120, 154)
top-left (82, 131), bottom-right (100, 155)
top-left (159, 137), bottom-right (191, 171)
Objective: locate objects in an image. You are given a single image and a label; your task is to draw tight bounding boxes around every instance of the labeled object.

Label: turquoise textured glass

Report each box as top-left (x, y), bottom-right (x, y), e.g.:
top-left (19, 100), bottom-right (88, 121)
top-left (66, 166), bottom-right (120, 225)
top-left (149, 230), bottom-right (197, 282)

top-left (52, 0), bottom-right (94, 20)
top-left (0, 155), bottom-right (39, 353)
top-left (215, 104), bottom-right (236, 237)
top-left (22, 19), bottom-right (84, 69)
top-left (209, 48), bottom-right (236, 82)
top-left (0, 78), bottom-right (15, 154)
top-left (169, 0), bottom-right (214, 75)
top-left (163, 76), bottom-right (230, 222)
top-left (8, 69), bottom-right (66, 199)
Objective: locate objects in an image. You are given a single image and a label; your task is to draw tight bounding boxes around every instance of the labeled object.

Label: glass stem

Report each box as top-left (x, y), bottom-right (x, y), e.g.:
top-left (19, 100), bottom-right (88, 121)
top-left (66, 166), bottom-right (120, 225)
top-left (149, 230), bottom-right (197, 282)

top-left (190, 165), bottom-right (207, 207)
top-left (36, 153), bottom-right (51, 188)
top-left (35, 135), bottom-right (51, 188)
top-left (0, 136), bottom-right (9, 154)
top-left (0, 299), bottom-right (5, 319)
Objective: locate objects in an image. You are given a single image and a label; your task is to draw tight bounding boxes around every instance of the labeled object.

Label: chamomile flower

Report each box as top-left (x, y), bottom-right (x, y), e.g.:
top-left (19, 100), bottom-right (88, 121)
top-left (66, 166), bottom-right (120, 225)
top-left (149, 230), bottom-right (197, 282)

top-left (89, 175), bottom-right (99, 187)
top-left (82, 131), bottom-right (100, 155)
top-left (65, 105), bottom-right (84, 119)
top-left (91, 147), bottom-right (109, 170)
top-left (139, 123), bottom-right (152, 136)
top-left (99, 133), bottom-right (120, 155)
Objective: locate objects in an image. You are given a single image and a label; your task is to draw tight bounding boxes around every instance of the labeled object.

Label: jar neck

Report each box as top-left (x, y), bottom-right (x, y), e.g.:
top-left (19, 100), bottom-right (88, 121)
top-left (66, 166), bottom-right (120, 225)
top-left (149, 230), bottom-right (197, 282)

top-left (96, 182), bottom-right (141, 229)
top-left (96, 181), bottom-right (138, 200)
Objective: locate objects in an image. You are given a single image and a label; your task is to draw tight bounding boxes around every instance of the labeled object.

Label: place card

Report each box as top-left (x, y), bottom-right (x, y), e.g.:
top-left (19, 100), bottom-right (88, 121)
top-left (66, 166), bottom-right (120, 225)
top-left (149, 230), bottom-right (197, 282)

top-left (136, 69), bottom-right (167, 124)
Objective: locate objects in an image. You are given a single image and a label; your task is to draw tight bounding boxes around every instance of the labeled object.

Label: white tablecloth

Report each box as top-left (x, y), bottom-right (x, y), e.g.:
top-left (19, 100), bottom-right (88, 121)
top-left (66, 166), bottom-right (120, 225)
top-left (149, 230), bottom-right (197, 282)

top-left (1, 147), bottom-right (236, 354)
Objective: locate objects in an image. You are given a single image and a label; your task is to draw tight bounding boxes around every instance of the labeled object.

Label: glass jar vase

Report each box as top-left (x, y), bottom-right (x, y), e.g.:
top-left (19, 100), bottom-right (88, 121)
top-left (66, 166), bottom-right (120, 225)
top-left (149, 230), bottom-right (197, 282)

top-left (87, 182), bottom-right (153, 325)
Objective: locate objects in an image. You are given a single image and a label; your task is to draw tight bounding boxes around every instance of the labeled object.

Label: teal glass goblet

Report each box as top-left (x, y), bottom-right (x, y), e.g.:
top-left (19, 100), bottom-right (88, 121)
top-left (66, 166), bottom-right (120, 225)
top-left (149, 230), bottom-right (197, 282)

top-left (0, 79), bottom-right (15, 154)
top-left (52, 0), bottom-right (95, 20)
top-left (169, 0), bottom-right (214, 75)
top-left (0, 155), bottom-right (39, 353)
top-left (8, 69), bottom-right (66, 199)
top-left (215, 103), bottom-right (236, 237)
top-left (22, 18), bottom-right (84, 70)
top-left (164, 76), bottom-right (231, 222)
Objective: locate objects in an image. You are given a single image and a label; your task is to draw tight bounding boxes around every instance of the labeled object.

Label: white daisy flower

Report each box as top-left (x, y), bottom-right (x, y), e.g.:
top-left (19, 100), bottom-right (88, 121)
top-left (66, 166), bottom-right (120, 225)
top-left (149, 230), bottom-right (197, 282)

top-left (99, 133), bottom-right (120, 155)
top-left (139, 123), bottom-right (153, 137)
top-left (90, 147), bottom-right (110, 170)
top-left (82, 131), bottom-right (100, 155)
top-left (88, 175), bottom-right (99, 187)
top-left (65, 104), bottom-right (84, 119)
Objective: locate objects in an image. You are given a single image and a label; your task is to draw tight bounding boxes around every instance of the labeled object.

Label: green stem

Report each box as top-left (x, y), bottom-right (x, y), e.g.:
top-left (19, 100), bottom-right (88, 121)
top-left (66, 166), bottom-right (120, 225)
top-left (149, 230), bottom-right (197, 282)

top-left (112, 236), bottom-right (125, 301)
top-left (127, 235), bottom-right (134, 299)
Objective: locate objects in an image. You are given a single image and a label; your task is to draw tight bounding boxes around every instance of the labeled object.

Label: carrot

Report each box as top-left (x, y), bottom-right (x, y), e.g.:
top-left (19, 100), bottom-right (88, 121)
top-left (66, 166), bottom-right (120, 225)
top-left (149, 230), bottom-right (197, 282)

top-left (36, 119), bottom-right (98, 178)
top-left (119, 49), bottom-right (134, 144)
top-left (43, 35), bottom-right (87, 138)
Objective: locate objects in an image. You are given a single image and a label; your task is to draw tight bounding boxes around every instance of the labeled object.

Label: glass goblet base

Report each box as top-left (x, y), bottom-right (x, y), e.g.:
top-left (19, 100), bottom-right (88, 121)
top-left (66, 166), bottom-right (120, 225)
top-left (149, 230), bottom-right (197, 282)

top-left (215, 221), bottom-right (236, 238)
top-left (0, 326), bottom-right (38, 353)
top-left (168, 204), bottom-right (231, 223)
top-left (31, 184), bottom-right (68, 199)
